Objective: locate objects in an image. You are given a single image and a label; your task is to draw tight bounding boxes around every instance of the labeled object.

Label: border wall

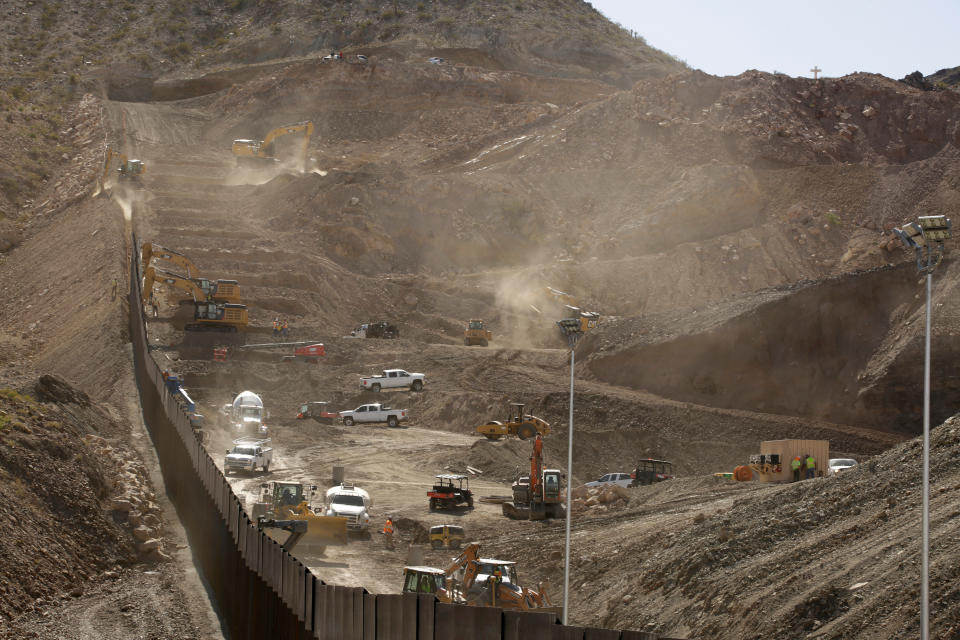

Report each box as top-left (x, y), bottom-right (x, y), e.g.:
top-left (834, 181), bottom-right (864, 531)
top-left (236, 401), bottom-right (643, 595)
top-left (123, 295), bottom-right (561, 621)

top-left (127, 234), bottom-right (681, 640)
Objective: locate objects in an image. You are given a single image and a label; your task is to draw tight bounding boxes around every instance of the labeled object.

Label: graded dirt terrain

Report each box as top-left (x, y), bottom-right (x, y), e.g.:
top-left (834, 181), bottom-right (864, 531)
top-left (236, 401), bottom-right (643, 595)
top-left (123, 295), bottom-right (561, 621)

top-left (1, 0), bottom-right (960, 638)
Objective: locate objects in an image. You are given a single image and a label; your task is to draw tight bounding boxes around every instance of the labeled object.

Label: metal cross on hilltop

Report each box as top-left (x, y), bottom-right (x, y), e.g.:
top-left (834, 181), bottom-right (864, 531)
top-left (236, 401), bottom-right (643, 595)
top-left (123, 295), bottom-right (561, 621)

top-left (810, 66), bottom-right (822, 80)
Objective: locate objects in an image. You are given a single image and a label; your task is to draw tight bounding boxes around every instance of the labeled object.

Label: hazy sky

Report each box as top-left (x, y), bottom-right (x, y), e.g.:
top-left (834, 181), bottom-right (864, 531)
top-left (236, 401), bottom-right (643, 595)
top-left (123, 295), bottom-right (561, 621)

top-left (589, 0), bottom-right (960, 80)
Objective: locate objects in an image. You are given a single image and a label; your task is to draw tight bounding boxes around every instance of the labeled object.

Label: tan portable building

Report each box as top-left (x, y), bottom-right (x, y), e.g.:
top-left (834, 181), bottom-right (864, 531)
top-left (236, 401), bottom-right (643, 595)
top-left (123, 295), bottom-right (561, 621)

top-left (756, 440), bottom-right (830, 483)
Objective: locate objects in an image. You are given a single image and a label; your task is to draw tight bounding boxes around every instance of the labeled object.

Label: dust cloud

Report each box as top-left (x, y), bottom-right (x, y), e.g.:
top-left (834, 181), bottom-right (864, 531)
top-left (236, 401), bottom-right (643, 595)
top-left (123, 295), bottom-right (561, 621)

top-left (113, 192), bottom-right (133, 221)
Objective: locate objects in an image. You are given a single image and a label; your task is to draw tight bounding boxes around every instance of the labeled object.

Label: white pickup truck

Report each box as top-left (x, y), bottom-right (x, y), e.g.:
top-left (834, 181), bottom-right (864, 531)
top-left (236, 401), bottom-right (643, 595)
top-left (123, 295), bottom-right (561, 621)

top-left (360, 369), bottom-right (425, 392)
top-left (339, 403), bottom-right (408, 428)
top-left (224, 438), bottom-right (273, 474)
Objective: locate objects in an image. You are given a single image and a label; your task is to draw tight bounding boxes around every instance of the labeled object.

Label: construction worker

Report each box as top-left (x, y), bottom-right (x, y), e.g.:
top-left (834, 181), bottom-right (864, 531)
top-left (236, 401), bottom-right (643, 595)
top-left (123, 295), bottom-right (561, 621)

top-left (383, 516), bottom-right (394, 550)
top-left (281, 319), bottom-right (289, 338)
top-left (490, 567), bottom-right (503, 606)
top-left (791, 455), bottom-right (802, 482)
top-left (805, 453), bottom-right (817, 480)
top-left (272, 317), bottom-right (280, 337)
top-left (111, 277), bottom-right (118, 299)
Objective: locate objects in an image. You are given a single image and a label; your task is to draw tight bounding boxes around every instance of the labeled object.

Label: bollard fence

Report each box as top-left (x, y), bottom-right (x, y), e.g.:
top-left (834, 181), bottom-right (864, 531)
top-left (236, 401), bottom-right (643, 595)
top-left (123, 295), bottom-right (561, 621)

top-left (128, 233), bottom-right (682, 639)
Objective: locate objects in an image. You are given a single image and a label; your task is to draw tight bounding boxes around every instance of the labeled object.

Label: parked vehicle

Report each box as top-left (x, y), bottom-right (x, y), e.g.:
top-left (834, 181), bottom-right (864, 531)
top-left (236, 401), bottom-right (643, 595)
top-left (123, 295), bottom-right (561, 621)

top-left (324, 483), bottom-right (372, 532)
top-left (296, 401), bottom-right (338, 425)
top-left (428, 474), bottom-right (474, 510)
top-left (585, 472), bottom-right (633, 489)
top-left (349, 322), bottom-right (399, 339)
top-left (429, 524), bottom-right (465, 549)
top-left (224, 437), bottom-right (272, 474)
top-left (339, 403), bottom-right (408, 427)
top-left (630, 459), bottom-right (674, 486)
top-left (828, 458), bottom-right (858, 475)
top-left (360, 369), bottom-right (425, 392)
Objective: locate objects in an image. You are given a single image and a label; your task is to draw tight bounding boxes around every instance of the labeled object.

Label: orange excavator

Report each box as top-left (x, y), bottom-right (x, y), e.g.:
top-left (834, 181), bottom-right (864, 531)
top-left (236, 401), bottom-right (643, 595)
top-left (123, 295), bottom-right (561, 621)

top-left (401, 542), bottom-right (558, 614)
top-left (502, 435), bottom-right (565, 520)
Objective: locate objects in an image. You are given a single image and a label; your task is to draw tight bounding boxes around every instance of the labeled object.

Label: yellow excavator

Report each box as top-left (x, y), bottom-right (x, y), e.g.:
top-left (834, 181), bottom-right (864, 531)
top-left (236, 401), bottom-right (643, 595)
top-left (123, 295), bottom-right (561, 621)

top-left (252, 482), bottom-right (348, 552)
top-left (101, 147), bottom-right (145, 186)
top-left (141, 242), bottom-right (202, 278)
top-left (143, 266), bottom-right (243, 305)
top-left (545, 286), bottom-right (600, 334)
top-left (476, 402), bottom-right (550, 440)
top-left (188, 301), bottom-right (248, 333)
top-left (401, 542), bottom-right (558, 614)
top-left (232, 121), bottom-right (313, 166)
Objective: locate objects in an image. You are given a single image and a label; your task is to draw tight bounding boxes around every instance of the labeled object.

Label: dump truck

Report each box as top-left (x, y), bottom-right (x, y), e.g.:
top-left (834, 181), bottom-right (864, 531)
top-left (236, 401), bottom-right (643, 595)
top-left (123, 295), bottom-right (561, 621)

top-left (476, 403), bottom-right (550, 440)
top-left (252, 481), bottom-right (348, 551)
top-left (464, 320), bottom-right (492, 346)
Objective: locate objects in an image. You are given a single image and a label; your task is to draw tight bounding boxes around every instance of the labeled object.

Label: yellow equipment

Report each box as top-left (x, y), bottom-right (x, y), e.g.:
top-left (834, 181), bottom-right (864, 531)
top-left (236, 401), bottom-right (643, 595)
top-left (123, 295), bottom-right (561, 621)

top-left (464, 319), bottom-right (492, 347)
top-left (401, 542), bottom-right (558, 613)
top-left (232, 121), bottom-right (313, 166)
top-left (476, 402), bottom-right (550, 441)
top-left (101, 147), bottom-right (145, 185)
top-left (188, 301), bottom-right (248, 333)
top-left (429, 524), bottom-right (465, 550)
top-left (143, 266), bottom-right (243, 305)
top-left (252, 481), bottom-right (348, 550)
top-left (546, 286), bottom-right (600, 333)
top-left (141, 242), bottom-right (202, 278)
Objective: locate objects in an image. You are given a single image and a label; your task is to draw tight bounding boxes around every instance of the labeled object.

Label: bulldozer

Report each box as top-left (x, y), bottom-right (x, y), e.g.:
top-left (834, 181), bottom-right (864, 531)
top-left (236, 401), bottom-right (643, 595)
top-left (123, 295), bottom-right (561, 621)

top-left (401, 542), bottom-right (558, 614)
top-left (252, 481), bottom-right (348, 552)
top-left (476, 403), bottom-right (550, 440)
top-left (232, 121), bottom-right (313, 166)
top-left (463, 319), bottom-right (492, 347)
top-left (143, 266), bottom-right (243, 305)
top-left (502, 436), bottom-right (564, 520)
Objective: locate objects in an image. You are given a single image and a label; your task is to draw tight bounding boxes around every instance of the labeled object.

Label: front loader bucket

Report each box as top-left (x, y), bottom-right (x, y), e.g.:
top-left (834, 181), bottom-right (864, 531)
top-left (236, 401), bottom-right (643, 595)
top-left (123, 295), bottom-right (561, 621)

top-left (303, 514), bottom-right (349, 546)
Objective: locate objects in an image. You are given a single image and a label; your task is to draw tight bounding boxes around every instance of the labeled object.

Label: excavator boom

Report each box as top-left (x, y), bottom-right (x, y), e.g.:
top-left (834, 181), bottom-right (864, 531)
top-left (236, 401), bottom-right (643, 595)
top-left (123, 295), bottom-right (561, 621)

top-left (142, 242), bottom-right (201, 278)
top-left (233, 121), bottom-right (313, 165)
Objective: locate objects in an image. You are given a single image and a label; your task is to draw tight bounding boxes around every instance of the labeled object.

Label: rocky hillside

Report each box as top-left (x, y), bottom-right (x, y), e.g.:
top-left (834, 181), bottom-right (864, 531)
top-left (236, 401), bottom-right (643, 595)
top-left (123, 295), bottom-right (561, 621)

top-left (0, 0), bottom-right (681, 215)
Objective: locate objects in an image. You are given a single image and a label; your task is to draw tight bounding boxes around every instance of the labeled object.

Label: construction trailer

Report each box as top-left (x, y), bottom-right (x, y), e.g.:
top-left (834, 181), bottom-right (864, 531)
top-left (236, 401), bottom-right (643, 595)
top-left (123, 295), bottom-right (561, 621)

top-left (750, 439), bottom-right (830, 482)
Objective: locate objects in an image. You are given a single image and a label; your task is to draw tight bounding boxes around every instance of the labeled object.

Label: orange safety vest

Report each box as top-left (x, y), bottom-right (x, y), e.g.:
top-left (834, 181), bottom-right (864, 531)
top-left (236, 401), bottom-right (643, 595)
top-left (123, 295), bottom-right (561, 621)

top-left (383, 519), bottom-right (393, 534)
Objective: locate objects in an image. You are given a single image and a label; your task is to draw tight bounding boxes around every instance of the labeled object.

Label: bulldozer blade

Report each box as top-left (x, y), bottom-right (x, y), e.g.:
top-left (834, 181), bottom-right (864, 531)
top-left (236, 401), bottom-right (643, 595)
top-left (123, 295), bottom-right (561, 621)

top-left (302, 515), bottom-right (349, 546)
top-left (501, 503), bottom-right (529, 520)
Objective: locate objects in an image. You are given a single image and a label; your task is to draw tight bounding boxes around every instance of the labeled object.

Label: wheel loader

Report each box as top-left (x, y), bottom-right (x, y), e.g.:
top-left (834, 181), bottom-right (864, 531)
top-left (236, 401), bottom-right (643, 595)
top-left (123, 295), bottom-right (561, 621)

top-left (475, 403), bottom-right (550, 440)
top-left (463, 319), bottom-right (492, 346)
top-left (252, 481), bottom-right (348, 552)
